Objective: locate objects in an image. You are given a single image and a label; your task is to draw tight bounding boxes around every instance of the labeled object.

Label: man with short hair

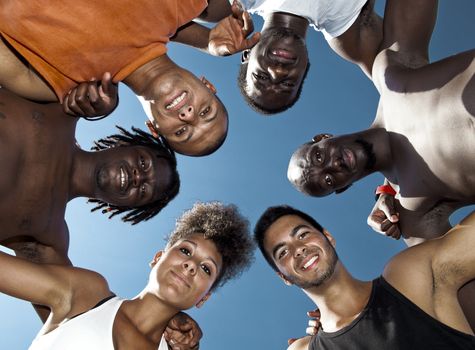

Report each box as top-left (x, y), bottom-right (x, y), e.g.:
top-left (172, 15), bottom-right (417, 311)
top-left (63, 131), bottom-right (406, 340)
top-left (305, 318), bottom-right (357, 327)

top-left (287, 0), bottom-right (475, 329)
top-left (235, 0), bottom-right (382, 114)
top-left (255, 205), bottom-right (475, 349)
top-left (0, 0), bottom-right (258, 156)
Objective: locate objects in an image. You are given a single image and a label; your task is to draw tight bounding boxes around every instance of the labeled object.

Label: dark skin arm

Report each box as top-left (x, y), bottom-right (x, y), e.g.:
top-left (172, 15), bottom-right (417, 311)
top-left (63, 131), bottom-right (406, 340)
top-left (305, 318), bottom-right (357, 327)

top-left (197, 0), bottom-right (232, 22)
top-left (171, 0), bottom-right (260, 56)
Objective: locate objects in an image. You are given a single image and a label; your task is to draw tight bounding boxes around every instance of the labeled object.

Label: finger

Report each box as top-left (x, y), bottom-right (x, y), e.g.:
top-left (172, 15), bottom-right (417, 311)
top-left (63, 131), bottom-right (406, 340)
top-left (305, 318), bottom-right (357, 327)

top-left (67, 86), bottom-right (87, 116)
top-left (231, 0), bottom-right (244, 18)
top-left (87, 84), bottom-right (100, 105)
top-left (243, 32), bottom-right (260, 49)
top-left (380, 198), bottom-right (399, 223)
top-left (75, 83), bottom-right (96, 116)
top-left (380, 218), bottom-right (394, 232)
top-left (288, 338), bottom-right (297, 345)
top-left (308, 319), bottom-right (319, 327)
top-left (62, 92), bottom-right (74, 115)
top-left (242, 11), bottom-right (254, 35)
top-left (386, 224), bottom-right (402, 240)
top-left (99, 72), bottom-right (116, 97)
top-left (307, 308), bottom-right (320, 317)
top-left (306, 326), bottom-right (318, 336)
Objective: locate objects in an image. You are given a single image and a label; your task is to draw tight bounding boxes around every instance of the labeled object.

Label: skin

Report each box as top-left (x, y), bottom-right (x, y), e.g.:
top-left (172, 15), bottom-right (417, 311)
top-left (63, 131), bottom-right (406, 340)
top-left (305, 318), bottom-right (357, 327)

top-left (0, 234), bottom-right (221, 349)
top-left (288, 0), bottom-right (475, 330)
top-left (0, 0), bottom-right (262, 156)
top-left (262, 213), bottom-right (475, 349)
top-left (241, 0), bottom-right (383, 111)
top-left (0, 87), bottom-right (173, 265)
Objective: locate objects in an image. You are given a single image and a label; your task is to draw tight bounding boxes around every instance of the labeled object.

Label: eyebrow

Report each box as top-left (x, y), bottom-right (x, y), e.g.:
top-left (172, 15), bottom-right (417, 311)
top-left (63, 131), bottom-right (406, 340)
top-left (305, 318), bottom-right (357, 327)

top-left (183, 239), bottom-right (219, 271)
top-left (271, 224), bottom-right (311, 259)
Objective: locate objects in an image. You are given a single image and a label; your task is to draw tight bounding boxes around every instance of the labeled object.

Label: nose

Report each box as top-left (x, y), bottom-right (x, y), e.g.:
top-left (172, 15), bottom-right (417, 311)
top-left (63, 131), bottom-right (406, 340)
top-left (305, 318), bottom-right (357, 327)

top-left (178, 105), bottom-right (195, 122)
top-left (183, 260), bottom-right (197, 275)
top-left (294, 245), bottom-right (307, 258)
top-left (132, 167), bottom-right (144, 187)
top-left (267, 65), bottom-right (288, 80)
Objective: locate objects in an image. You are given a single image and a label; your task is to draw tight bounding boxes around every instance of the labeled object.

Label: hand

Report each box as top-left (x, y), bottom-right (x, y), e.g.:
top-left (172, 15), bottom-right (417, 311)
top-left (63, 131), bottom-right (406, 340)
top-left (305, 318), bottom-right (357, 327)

top-left (367, 194), bottom-right (401, 239)
top-left (63, 72), bottom-right (118, 119)
top-left (164, 312), bottom-right (202, 350)
top-left (208, 0), bottom-right (260, 56)
top-left (288, 308), bottom-right (321, 345)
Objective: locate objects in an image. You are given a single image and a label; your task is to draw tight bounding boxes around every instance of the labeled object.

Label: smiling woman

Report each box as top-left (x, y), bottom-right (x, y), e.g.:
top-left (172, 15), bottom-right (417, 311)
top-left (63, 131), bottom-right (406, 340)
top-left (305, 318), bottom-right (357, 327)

top-left (87, 126), bottom-right (180, 225)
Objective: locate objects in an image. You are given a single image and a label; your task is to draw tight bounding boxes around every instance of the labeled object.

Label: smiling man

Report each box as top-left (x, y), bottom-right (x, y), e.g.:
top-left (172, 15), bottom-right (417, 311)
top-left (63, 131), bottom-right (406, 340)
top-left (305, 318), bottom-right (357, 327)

top-left (255, 205), bottom-right (475, 349)
top-left (236, 0), bottom-right (382, 114)
top-left (0, 0), bottom-right (262, 156)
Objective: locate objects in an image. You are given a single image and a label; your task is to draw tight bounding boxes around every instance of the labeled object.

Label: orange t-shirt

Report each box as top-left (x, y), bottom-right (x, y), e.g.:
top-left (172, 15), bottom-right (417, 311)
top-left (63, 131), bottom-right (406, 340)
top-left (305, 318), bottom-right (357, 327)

top-left (0, 0), bottom-right (207, 101)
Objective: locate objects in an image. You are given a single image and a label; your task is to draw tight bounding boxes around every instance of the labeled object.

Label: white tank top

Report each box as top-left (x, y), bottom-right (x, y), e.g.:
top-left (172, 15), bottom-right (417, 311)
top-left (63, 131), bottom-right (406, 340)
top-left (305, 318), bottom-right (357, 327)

top-left (29, 296), bottom-right (169, 350)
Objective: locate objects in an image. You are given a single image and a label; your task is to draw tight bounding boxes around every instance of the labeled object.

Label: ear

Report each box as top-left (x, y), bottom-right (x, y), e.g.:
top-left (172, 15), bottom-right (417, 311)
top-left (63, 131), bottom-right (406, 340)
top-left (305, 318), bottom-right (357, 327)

top-left (145, 120), bottom-right (160, 139)
top-left (149, 251), bottom-right (163, 268)
top-left (241, 49), bottom-right (251, 64)
top-left (200, 76), bottom-right (217, 94)
top-left (276, 272), bottom-right (293, 286)
top-left (322, 229), bottom-right (336, 248)
top-left (312, 133), bottom-right (333, 143)
top-left (195, 292), bottom-right (211, 308)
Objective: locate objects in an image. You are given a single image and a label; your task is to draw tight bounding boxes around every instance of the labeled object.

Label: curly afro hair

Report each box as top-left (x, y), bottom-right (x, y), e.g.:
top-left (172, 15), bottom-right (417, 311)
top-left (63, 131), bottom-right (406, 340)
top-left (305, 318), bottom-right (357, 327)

top-left (167, 202), bottom-right (254, 291)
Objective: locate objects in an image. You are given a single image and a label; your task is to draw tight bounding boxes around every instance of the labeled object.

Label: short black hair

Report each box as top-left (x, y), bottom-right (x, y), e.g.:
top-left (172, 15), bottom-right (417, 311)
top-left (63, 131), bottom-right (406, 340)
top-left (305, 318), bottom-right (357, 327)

top-left (167, 202), bottom-right (254, 291)
top-left (88, 126), bottom-right (180, 225)
top-left (254, 205), bottom-right (324, 271)
top-left (237, 61), bottom-right (310, 115)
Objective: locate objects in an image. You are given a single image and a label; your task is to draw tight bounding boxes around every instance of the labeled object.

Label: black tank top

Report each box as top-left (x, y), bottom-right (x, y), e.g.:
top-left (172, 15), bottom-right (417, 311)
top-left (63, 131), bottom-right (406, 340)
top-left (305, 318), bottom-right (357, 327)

top-left (310, 277), bottom-right (475, 350)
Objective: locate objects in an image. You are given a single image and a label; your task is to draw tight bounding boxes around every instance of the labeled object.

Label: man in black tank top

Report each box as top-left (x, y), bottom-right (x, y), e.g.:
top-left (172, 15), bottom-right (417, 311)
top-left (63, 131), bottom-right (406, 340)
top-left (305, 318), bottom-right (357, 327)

top-left (254, 205), bottom-right (475, 349)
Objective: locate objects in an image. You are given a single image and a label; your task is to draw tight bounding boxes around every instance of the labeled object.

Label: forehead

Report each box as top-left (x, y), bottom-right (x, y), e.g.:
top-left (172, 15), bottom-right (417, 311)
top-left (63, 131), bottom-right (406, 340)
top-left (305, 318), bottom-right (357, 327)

top-left (263, 215), bottom-right (318, 251)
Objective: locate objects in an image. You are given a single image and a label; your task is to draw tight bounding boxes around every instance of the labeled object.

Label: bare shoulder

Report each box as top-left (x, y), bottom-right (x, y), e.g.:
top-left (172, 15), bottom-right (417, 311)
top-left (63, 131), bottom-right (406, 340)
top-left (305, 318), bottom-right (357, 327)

top-left (288, 336), bottom-right (312, 350)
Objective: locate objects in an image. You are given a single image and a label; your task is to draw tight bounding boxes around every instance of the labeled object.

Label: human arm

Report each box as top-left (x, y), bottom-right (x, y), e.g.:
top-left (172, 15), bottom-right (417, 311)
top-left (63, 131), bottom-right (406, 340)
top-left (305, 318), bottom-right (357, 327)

top-left (164, 312), bottom-right (202, 350)
top-left (287, 336), bottom-right (312, 350)
top-left (63, 72), bottom-right (118, 119)
top-left (197, 0), bottom-right (232, 22)
top-left (171, 0), bottom-right (260, 56)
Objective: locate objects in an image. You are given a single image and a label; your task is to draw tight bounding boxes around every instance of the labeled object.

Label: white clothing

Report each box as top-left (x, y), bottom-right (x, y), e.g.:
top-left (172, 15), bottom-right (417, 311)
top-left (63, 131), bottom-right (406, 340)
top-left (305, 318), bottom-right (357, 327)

top-left (236, 0), bottom-right (367, 40)
top-left (29, 296), bottom-right (169, 350)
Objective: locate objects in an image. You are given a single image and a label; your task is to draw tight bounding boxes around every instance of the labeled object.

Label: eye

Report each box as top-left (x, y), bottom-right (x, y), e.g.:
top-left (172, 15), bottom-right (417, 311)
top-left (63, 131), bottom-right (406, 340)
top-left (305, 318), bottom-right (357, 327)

top-left (180, 247), bottom-right (191, 256)
top-left (282, 81), bottom-right (295, 87)
top-left (278, 248), bottom-right (288, 260)
top-left (175, 126), bottom-right (187, 137)
top-left (252, 72), bottom-right (268, 81)
top-left (200, 264), bottom-right (211, 275)
top-left (298, 232), bottom-right (308, 240)
top-left (199, 106), bottom-right (211, 117)
top-left (139, 156), bottom-right (146, 169)
top-left (324, 175), bottom-right (333, 186)
top-left (315, 151), bottom-right (323, 163)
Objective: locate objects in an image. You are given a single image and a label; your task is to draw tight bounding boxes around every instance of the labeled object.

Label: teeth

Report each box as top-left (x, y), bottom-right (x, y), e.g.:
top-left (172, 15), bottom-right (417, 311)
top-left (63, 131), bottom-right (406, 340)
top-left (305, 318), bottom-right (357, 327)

top-left (120, 167), bottom-right (125, 190)
top-left (166, 92), bottom-right (186, 110)
top-left (303, 255), bottom-right (318, 270)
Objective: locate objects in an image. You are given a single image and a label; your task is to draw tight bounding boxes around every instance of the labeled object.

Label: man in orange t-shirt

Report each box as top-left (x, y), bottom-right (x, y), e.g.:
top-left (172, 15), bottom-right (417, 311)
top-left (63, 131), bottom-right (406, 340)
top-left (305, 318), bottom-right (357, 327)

top-left (0, 0), bottom-right (259, 156)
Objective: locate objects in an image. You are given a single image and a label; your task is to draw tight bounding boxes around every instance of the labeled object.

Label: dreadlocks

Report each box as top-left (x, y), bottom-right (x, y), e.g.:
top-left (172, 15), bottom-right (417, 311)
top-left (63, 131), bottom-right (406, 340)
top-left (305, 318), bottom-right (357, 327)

top-left (88, 126), bottom-right (180, 225)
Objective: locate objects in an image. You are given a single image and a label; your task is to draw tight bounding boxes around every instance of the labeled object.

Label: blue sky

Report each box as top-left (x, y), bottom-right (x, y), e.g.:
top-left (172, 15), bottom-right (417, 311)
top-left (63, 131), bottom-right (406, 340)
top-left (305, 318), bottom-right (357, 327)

top-left (1, 1), bottom-right (474, 349)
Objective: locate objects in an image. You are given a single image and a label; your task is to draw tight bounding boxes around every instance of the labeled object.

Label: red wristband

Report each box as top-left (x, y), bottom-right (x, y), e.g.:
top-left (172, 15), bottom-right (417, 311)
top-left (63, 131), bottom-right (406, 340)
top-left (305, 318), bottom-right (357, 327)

top-left (375, 185), bottom-right (397, 196)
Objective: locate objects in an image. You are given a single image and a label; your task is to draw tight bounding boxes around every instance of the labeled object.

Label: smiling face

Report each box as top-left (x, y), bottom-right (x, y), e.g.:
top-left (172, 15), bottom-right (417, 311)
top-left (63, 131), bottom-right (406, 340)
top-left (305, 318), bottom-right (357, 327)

top-left (288, 134), bottom-right (376, 197)
top-left (242, 28), bottom-right (308, 112)
top-left (94, 146), bottom-right (172, 207)
top-left (263, 215), bottom-right (338, 289)
top-left (144, 71), bottom-right (228, 156)
top-left (151, 234), bottom-right (223, 310)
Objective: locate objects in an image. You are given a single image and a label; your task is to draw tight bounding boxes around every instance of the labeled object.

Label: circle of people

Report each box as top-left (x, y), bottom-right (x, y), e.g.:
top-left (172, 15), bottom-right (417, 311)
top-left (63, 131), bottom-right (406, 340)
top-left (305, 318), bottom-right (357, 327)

top-left (0, 0), bottom-right (474, 349)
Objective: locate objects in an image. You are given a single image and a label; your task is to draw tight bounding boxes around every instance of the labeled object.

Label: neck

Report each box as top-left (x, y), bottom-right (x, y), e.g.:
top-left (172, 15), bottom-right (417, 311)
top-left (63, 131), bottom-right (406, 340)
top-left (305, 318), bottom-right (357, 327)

top-left (353, 128), bottom-right (393, 176)
top-left (262, 12), bottom-right (309, 39)
top-left (122, 291), bottom-right (181, 343)
top-left (123, 54), bottom-right (176, 98)
top-left (69, 148), bottom-right (100, 200)
top-left (303, 263), bottom-right (372, 333)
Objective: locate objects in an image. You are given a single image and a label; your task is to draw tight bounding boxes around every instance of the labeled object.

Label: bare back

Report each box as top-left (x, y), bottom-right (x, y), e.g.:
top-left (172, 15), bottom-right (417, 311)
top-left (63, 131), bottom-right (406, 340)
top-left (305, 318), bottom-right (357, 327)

top-left (0, 88), bottom-right (77, 259)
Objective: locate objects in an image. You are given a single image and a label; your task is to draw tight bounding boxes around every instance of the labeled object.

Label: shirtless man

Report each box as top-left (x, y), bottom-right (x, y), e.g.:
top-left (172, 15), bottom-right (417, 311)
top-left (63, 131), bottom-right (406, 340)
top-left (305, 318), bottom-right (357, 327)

top-left (287, 0), bottom-right (475, 328)
top-left (0, 0), bottom-right (259, 156)
top-left (236, 0), bottom-right (382, 114)
top-left (255, 205), bottom-right (475, 349)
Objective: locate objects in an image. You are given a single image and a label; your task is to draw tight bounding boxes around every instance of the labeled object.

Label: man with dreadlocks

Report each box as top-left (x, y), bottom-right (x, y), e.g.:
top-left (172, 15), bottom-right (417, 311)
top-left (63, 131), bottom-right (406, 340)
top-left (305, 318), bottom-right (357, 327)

top-left (0, 86), bottom-right (206, 349)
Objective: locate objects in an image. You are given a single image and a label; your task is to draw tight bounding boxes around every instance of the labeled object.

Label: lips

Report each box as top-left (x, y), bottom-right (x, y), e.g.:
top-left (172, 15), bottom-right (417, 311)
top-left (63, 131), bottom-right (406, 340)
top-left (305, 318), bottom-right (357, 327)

top-left (165, 91), bottom-right (188, 111)
top-left (300, 254), bottom-right (319, 271)
top-left (342, 148), bottom-right (356, 171)
top-left (269, 49), bottom-right (297, 64)
top-left (170, 271), bottom-right (191, 289)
